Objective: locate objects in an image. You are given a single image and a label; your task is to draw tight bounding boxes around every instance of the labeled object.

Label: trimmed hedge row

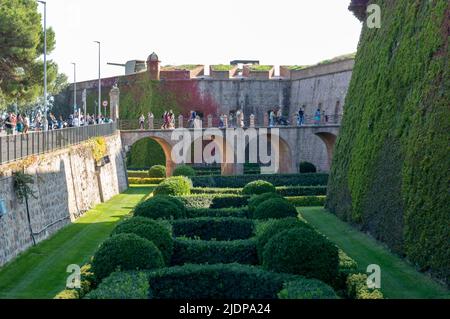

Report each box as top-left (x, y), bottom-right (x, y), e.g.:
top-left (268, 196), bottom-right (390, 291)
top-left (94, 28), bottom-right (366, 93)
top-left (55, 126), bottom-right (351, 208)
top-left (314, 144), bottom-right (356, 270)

top-left (170, 186), bottom-right (328, 197)
top-left (287, 196), bottom-right (326, 207)
top-left (148, 263), bottom-right (306, 299)
top-left (171, 239), bottom-right (258, 266)
top-left (128, 177), bottom-right (164, 185)
top-left (178, 194), bottom-right (249, 209)
top-left (127, 171), bottom-right (150, 178)
top-left (134, 196), bottom-right (186, 220)
top-left (153, 176), bottom-right (192, 196)
top-left (191, 173), bottom-right (329, 188)
top-left (85, 272), bottom-right (150, 299)
top-left (278, 279), bottom-right (337, 299)
top-left (346, 274), bottom-right (383, 299)
top-left (171, 218), bottom-right (255, 241)
top-left (185, 207), bottom-right (250, 219)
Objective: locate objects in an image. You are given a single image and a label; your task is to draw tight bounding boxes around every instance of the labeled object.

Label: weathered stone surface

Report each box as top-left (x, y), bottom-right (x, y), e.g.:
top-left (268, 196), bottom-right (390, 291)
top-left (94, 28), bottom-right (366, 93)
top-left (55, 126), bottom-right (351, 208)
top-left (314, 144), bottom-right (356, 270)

top-left (0, 133), bottom-right (127, 267)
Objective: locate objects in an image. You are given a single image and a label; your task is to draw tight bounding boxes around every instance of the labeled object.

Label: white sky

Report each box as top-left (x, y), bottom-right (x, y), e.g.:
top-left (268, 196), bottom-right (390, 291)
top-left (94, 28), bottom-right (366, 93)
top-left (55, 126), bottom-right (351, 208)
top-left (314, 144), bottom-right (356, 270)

top-left (37, 0), bottom-right (362, 83)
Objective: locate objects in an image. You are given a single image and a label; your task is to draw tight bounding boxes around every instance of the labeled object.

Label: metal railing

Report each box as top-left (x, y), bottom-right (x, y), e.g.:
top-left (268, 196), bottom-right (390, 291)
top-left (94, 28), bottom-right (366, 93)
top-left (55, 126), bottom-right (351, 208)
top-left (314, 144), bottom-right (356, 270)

top-left (118, 114), bottom-right (342, 131)
top-left (0, 122), bottom-right (117, 165)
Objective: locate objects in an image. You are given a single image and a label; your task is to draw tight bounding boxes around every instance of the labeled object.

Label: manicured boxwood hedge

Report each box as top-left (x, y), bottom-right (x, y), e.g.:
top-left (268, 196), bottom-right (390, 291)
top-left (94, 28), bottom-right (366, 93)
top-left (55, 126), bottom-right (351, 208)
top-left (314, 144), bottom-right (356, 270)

top-left (248, 193), bottom-right (283, 214)
top-left (346, 274), bottom-right (383, 299)
top-left (92, 234), bottom-right (164, 281)
top-left (278, 279), bottom-right (337, 299)
top-left (134, 196), bottom-right (186, 220)
top-left (178, 194), bottom-right (249, 209)
top-left (147, 263), bottom-right (307, 299)
top-left (112, 217), bottom-right (174, 264)
top-left (277, 186), bottom-right (327, 197)
top-left (191, 173), bottom-right (329, 188)
top-left (253, 198), bottom-right (298, 219)
top-left (148, 165), bottom-right (166, 178)
top-left (242, 180), bottom-right (276, 195)
top-left (185, 207), bottom-right (250, 219)
top-left (173, 165), bottom-right (196, 177)
top-left (171, 238), bottom-right (258, 265)
top-left (263, 227), bottom-right (339, 284)
top-left (128, 177), bottom-right (164, 185)
top-left (153, 176), bottom-right (192, 196)
top-left (171, 218), bottom-right (255, 241)
top-left (286, 196), bottom-right (326, 207)
top-left (127, 171), bottom-right (149, 178)
top-left (85, 272), bottom-right (150, 299)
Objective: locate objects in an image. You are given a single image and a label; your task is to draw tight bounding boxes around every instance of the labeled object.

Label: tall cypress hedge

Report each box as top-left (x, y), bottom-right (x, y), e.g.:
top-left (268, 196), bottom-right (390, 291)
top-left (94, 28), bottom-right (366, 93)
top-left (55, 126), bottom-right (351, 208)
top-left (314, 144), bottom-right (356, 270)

top-left (327, 0), bottom-right (449, 284)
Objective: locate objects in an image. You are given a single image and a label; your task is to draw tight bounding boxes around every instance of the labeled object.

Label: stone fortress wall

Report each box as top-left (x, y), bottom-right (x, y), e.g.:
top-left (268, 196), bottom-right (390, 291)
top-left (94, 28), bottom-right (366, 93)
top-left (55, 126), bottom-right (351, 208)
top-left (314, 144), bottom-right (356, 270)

top-left (0, 133), bottom-right (128, 267)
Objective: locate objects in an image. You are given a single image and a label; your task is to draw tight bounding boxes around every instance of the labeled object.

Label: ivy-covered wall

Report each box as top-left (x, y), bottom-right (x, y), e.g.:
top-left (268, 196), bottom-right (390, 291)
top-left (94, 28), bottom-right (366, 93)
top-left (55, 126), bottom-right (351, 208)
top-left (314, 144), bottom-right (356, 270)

top-left (327, 0), bottom-right (449, 285)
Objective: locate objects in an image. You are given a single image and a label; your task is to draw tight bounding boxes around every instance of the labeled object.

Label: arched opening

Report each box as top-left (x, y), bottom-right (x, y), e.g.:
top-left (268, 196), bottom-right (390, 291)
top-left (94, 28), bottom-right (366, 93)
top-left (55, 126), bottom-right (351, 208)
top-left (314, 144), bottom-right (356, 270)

top-left (126, 136), bottom-right (174, 176)
top-left (245, 133), bottom-right (294, 174)
top-left (314, 132), bottom-right (337, 169)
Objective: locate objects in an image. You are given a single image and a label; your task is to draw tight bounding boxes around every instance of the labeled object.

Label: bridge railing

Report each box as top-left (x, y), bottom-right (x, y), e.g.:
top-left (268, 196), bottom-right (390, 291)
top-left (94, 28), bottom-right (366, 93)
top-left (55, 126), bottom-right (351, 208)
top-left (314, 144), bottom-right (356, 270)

top-left (118, 114), bottom-right (342, 131)
top-left (0, 122), bottom-right (117, 165)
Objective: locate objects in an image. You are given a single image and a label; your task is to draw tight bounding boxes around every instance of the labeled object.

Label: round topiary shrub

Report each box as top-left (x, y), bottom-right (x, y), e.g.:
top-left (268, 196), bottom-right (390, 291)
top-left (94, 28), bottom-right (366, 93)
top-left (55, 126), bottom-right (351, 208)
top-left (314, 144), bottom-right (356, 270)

top-left (248, 192), bottom-right (283, 214)
top-left (92, 233), bottom-right (164, 281)
top-left (153, 176), bottom-right (192, 196)
top-left (278, 279), bottom-right (337, 299)
top-left (257, 218), bottom-right (312, 259)
top-left (242, 180), bottom-right (276, 195)
top-left (134, 196), bottom-right (185, 220)
top-left (253, 198), bottom-right (298, 219)
top-left (173, 165), bottom-right (196, 177)
top-left (299, 161), bottom-right (317, 173)
top-left (111, 217), bottom-right (174, 264)
top-left (148, 165), bottom-right (166, 178)
top-left (263, 227), bottom-right (339, 284)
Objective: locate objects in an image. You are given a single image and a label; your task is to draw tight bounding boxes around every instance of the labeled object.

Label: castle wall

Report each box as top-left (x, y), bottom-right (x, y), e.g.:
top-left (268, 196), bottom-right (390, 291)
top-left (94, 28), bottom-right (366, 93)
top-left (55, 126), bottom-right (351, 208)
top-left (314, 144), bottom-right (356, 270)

top-left (0, 133), bottom-right (128, 267)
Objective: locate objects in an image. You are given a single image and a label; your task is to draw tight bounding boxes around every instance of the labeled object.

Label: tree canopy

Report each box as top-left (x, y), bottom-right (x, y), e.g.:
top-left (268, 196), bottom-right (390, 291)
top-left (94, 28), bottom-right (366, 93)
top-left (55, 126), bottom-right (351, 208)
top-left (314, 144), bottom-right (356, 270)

top-left (0, 0), bottom-right (66, 110)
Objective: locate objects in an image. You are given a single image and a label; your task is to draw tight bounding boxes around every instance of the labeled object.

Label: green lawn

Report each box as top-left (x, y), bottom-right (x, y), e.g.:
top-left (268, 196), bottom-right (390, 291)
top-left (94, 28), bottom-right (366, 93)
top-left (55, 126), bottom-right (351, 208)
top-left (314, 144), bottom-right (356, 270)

top-left (0, 185), bottom-right (154, 299)
top-left (300, 207), bottom-right (450, 299)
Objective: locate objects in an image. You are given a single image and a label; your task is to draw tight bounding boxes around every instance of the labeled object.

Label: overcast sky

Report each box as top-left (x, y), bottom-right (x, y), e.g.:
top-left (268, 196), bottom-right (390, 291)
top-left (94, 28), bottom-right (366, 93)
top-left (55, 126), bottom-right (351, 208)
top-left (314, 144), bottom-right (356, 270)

top-left (37, 0), bottom-right (362, 83)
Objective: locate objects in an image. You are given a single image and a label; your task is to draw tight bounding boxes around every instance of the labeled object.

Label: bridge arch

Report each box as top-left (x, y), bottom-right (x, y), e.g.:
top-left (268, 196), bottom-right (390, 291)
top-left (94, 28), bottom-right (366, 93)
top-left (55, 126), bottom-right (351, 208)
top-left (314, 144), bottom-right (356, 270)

top-left (314, 131), bottom-right (337, 168)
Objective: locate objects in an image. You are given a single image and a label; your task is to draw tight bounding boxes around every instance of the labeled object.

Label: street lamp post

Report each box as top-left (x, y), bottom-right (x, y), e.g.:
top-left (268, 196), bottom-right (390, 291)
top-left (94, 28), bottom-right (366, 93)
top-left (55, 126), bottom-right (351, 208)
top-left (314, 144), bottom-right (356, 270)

top-left (71, 63), bottom-right (76, 115)
top-left (37, 0), bottom-right (48, 130)
top-left (94, 41), bottom-right (101, 121)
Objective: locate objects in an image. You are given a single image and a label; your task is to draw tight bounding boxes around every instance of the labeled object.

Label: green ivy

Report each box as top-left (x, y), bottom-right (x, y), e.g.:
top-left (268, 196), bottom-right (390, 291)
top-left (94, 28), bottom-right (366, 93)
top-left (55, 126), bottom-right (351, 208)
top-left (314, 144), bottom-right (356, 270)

top-left (327, 0), bottom-right (449, 284)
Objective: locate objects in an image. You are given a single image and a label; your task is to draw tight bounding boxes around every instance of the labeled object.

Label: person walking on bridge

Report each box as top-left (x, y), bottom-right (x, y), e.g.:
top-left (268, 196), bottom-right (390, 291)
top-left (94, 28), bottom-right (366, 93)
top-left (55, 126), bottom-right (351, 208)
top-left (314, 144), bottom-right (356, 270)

top-left (139, 114), bottom-right (145, 130)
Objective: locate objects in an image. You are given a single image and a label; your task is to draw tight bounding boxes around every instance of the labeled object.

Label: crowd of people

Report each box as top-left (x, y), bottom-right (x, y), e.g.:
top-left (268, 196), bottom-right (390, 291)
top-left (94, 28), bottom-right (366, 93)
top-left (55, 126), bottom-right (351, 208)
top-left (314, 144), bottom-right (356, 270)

top-left (135, 106), bottom-right (334, 131)
top-left (0, 111), bottom-right (113, 136)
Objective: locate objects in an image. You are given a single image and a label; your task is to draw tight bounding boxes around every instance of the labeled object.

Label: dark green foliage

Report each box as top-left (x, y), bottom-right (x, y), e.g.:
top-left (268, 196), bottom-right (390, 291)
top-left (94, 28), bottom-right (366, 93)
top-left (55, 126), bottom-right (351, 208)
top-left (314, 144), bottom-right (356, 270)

top-left (127, 171), bottom-right (149, 178)
top-left (277, 186), bottom-right (327, 197)
top-left (112, 217), bottom-right (174, 264)
top-left (85, 272), bottom-right (150, 299)
top-left (128, 177), bottom-right (164, 185)
top-left (256, 218), bottom-right (312, 260)
top-left (148, 263), bottom-right (302, 299)
top-left (253, 198), bottom-right (298, 219)
top-left (346, 274), bottom-right (383, 299)
top-left (185, 207), bottom-right (250, 219)
top-left (126, 138), bottom-right (165, 170)
top-left (326, 0), bottom-right (450, 283)
top-left (133, 196), bottom-right (185, 220)
top-left (278, 279), bottom-right (337, 299)
top-left (299, 162), bottom-right (317, 173)
top-left (92, 234), bottom-right (164, 281)
top-left (148, 165), bottom-right (166, 178)
top-left (172, 218), bottom-right (255, 241)
top-left (153, 176), bottom-right (192, 196)
top-left (178, 194), bottom-right (249, 209)
top-left (191, 173), bottom-right (329, 188)
top-left (173, 165), bottom-right (196, 177)
top-left (248, 193), bottom-right (283, 214)
top-left (286, 196), bottom-right (327, 207)
top-left (210, 195), bottom-right (249, 209)
top-left (263, 228), bottom-right (339, 284)
top-left (242, 180), bottom-right (276, 195)
top-left (171, 239), bottom-right (258, 265)
top-left (191, 187), bottom-right (242, 195)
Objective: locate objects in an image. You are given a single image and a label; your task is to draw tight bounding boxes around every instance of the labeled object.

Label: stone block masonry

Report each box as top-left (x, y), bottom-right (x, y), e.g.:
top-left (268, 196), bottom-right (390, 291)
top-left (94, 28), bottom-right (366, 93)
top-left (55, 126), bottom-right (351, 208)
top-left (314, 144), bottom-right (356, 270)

top-left (0, 133), bottom-right (128, 267)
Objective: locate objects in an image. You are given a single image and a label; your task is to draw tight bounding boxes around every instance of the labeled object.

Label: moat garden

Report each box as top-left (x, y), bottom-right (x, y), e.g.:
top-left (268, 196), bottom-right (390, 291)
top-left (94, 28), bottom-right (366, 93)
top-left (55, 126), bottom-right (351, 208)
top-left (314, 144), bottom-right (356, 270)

top-left (0, 166), bottom-right (448, 299)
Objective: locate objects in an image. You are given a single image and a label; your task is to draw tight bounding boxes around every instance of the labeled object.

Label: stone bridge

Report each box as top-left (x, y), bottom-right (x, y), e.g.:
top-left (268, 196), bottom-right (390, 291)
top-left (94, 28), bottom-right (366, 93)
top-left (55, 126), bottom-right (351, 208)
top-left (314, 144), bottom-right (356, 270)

top-left (120, 125), bottom-right (340, 176)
